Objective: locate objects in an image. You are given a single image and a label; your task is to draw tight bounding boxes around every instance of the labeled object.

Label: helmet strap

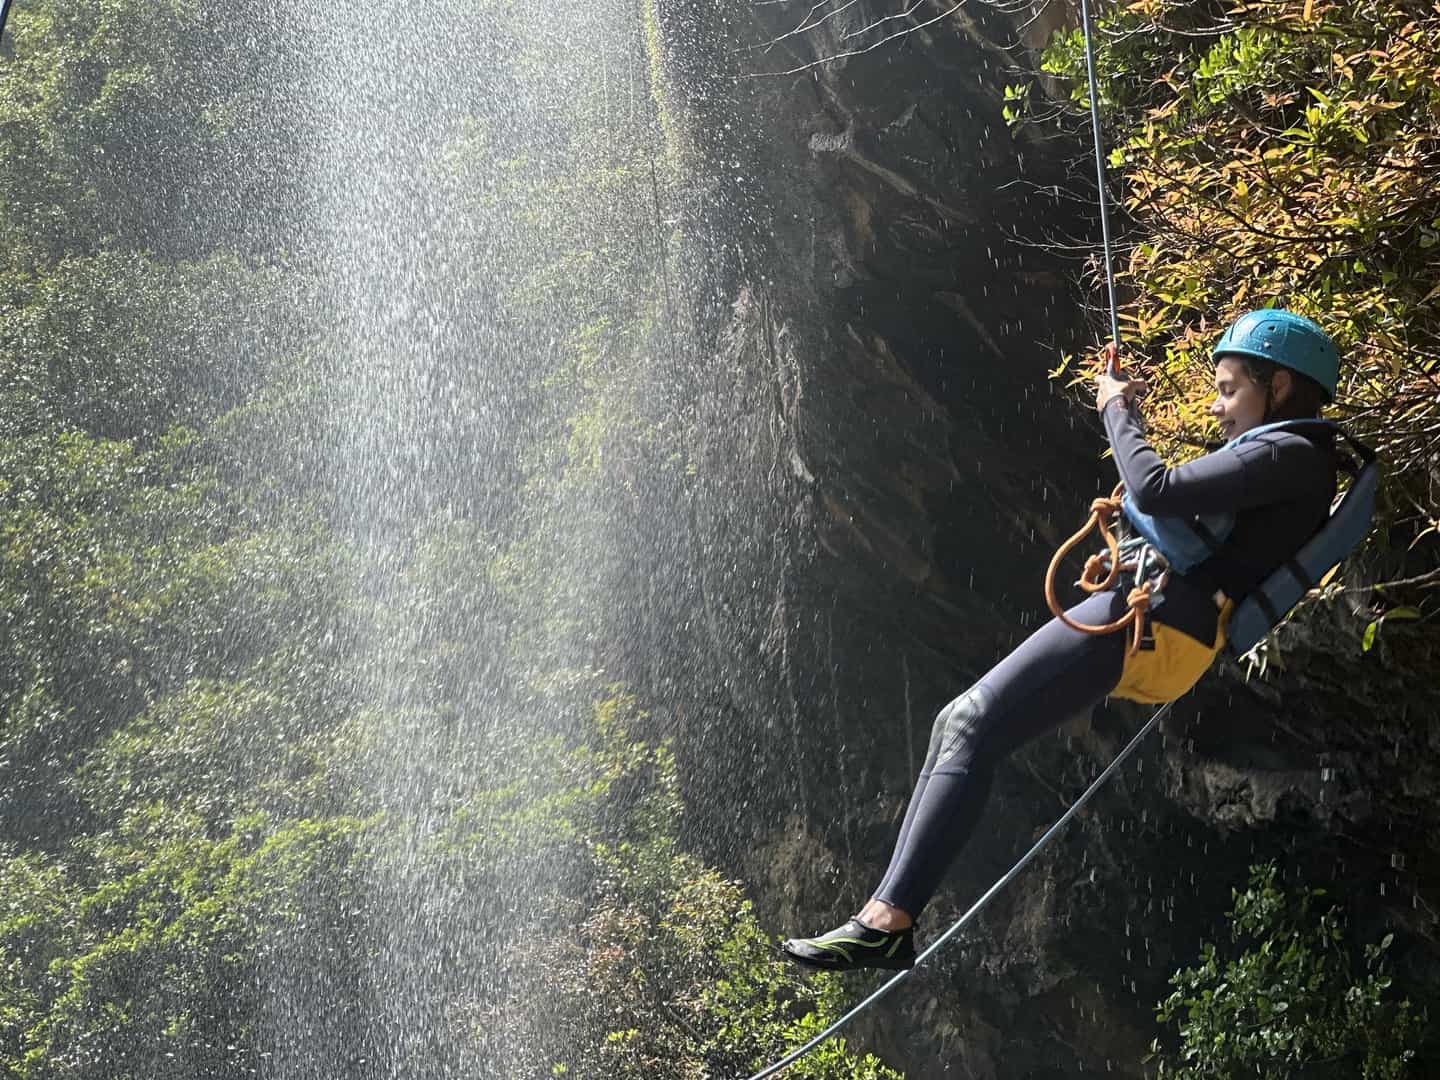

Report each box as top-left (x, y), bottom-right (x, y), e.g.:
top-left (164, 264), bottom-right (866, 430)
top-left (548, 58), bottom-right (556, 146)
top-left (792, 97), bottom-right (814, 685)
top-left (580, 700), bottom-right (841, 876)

top-left (1260, 373), bottom-right (1278, 422)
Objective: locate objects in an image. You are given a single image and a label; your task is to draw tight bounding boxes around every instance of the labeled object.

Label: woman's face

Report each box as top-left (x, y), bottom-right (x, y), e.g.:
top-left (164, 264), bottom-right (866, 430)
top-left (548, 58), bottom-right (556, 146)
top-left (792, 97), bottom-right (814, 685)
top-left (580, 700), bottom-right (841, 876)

top-left (1210, 355), bottom-right (1270, 440)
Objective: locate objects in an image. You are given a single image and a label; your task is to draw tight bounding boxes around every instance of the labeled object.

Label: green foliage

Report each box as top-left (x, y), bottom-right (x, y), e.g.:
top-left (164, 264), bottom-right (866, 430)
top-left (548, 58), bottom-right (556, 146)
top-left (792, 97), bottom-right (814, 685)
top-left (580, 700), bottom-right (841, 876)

top-left (77, 676), bottom-right (350, 827)
top-left (5, 687), bottom-right (903, 1078)
top-left (0, 814), bottom-right (379, 1080)
top-left (0, 419), bottom-right (350, 839)
top-left (1360, 604), bottom-right (1423, 653)
top-left (0, 0), bottom-right (341, 850)
top-left (0, 251), bottom-right (310, 442)
top-left (0, 0), bottom-right (312, 266)
top-left (1151, 863), bottom-right (1418, 1078)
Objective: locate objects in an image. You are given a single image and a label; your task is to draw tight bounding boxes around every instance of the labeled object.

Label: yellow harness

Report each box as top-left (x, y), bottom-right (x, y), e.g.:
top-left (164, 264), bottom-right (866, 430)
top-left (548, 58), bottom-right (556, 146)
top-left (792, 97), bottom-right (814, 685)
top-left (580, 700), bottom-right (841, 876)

top-left (1111, 599), bottom-right (1232, 704)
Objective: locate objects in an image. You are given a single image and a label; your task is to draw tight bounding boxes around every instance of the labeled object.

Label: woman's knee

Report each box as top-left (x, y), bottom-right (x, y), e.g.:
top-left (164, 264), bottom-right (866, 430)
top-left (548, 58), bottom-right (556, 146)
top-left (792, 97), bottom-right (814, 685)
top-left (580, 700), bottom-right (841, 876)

top-left (925, 683), bottom-right (998, 772)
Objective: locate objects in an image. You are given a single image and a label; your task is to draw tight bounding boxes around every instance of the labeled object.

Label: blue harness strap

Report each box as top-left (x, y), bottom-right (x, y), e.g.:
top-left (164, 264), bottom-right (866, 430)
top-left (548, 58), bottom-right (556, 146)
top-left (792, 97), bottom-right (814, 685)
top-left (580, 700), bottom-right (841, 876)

top-left (1225, 426), bottom-right (1378, 656)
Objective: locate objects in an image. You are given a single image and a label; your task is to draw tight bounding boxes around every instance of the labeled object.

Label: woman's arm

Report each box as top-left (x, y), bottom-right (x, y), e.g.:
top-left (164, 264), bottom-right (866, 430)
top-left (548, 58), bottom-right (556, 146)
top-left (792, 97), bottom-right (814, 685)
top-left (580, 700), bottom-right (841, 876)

top-left (1101, 397), bottom-right (1326, 516)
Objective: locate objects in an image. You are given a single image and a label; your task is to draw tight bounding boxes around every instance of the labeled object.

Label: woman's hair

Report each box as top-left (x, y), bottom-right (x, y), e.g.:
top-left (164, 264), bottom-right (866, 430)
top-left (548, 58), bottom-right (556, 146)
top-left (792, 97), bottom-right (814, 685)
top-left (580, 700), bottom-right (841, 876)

top-left (1233, 355), bottom-right (1329, 421)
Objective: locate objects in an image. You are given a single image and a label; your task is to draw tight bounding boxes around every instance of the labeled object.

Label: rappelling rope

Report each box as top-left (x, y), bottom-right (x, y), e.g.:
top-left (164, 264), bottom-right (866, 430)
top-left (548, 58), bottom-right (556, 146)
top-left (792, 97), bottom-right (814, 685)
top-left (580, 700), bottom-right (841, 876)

top-left (1043, 0), bottom-right (1162, 652)
top-left (1080, 0), bottom-right (1120, 349)
top-left (1043, 482), bottom-right (1154, 656)
top-left (744, 696), bottom-right (1177, 1080)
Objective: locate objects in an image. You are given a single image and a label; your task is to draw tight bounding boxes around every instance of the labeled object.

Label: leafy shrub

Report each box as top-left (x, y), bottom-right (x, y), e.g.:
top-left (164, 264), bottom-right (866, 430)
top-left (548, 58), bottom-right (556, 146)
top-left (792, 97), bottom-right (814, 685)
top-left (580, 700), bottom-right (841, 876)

top-left (1151, 863), bottom-right (1418, 1078)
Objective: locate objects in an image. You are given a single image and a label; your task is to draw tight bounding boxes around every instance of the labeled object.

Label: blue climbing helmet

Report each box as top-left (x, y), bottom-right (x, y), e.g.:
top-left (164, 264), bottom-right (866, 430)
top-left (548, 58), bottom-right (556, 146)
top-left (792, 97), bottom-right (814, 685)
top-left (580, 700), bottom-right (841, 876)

top-left (1211, 309), bottom-right (1340, 400)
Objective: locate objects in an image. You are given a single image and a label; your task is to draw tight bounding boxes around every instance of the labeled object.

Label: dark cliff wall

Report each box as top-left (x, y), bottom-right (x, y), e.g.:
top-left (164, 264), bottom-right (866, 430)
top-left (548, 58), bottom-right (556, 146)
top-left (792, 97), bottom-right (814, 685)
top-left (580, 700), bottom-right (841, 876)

top-left (646, 1), bottom-right (1440, 1075)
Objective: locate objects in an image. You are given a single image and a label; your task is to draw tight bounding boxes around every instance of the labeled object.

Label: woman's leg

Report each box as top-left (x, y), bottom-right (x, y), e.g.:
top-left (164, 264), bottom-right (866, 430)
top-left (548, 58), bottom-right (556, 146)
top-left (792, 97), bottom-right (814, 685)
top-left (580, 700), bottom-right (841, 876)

top-left (780, 591), bottom-right (1134, 971)
top-left (870, 589), bottom-right (1130, 920)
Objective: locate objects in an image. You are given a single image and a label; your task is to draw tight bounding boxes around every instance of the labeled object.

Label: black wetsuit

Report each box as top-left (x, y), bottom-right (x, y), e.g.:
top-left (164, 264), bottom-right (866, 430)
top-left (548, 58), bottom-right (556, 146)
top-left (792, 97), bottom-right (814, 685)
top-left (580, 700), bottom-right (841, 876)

top-left (872, 398), bottom-right (1335, 918)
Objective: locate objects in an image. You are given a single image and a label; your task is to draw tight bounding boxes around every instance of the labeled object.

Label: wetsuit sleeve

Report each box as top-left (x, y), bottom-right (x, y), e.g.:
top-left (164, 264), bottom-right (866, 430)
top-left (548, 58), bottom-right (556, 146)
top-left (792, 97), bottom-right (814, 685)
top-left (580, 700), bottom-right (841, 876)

top-left (1101, 396), bottom-right (1323, 515)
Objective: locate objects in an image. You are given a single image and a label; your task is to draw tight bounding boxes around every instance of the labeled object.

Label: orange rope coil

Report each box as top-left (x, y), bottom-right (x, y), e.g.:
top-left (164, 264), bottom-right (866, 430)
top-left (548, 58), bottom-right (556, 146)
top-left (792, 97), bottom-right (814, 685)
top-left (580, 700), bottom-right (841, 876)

top-left (1044, 482), bottom-right (1153, 656)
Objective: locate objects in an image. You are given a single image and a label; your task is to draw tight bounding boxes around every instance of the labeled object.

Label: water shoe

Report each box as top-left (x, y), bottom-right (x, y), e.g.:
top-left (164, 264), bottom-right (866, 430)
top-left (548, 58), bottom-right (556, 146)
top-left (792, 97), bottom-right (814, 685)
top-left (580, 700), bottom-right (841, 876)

top-left (781, 918), bottom-right (916, 971)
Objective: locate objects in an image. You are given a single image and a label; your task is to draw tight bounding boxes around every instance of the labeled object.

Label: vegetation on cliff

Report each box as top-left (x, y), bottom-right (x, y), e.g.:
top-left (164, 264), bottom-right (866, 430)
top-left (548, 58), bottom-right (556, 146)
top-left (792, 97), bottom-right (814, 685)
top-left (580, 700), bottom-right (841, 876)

top-left (1152, 863), bottom-right (1417, 1077)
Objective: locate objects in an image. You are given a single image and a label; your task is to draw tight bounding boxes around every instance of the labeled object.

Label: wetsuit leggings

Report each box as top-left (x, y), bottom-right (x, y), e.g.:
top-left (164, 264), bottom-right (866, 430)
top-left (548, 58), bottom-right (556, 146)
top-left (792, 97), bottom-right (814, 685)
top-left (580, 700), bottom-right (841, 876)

top-left (872, 589), bottom-right (1132, 918)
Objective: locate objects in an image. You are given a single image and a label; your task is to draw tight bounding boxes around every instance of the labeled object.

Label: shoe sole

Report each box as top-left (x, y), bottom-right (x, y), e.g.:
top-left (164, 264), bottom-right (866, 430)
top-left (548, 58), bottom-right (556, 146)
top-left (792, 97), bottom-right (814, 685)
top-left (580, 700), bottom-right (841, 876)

top-left (780, 942), bottom-right (915, 972)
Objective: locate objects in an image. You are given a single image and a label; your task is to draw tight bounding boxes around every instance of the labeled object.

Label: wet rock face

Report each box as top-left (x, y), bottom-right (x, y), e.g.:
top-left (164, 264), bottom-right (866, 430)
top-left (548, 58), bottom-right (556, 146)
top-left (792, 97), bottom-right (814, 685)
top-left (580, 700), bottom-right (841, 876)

top-left (665, 0), bottom-right (1108, 696)
top-left (650, 2), bottom-right (1440, 1076)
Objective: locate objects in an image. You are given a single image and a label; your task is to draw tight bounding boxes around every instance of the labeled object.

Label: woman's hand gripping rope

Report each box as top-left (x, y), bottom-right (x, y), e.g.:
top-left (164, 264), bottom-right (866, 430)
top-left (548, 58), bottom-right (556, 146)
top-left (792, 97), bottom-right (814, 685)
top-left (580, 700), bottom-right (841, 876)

top-left (1094, 342), bottom-right (1147, 412)
top-left (1044, 343), bottom-right (1153, 656)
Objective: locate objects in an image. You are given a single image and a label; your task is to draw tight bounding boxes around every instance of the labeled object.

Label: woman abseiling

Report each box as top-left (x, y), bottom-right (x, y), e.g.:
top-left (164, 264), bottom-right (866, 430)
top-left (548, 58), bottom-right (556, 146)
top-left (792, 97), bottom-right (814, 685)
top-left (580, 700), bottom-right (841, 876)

top-left (782, 309), bottom-right (1343, 972)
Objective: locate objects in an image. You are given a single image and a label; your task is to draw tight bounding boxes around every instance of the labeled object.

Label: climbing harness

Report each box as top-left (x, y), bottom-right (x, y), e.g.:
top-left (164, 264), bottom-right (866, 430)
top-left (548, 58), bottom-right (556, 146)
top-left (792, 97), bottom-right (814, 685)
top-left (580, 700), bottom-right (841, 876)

top-left (1047, 419), bottom-right (1380, 663)
top-left (1040, 488), bottom-right (1231, 703)
top-left (744, 697), bottom-right (1179, 1080)
top-left (1044, 420), bottom-right (1326, 650)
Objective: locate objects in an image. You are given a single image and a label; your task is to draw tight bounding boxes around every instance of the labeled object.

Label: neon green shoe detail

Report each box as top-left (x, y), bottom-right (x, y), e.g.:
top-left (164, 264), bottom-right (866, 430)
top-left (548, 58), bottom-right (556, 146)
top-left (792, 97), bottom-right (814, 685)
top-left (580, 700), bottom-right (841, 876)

top-left (781, 918), bottom-right (916, 972)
